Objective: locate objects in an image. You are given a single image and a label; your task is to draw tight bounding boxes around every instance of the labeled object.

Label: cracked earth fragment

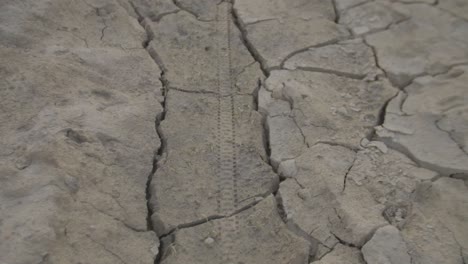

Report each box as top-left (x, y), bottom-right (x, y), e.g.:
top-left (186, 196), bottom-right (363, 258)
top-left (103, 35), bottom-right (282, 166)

top-left (377, 66), bottom-right (468, 176)
top-left (149, 91), bottom-right (278, 235)
top-left (264, 70), bottom-right (397, 150)
top-left (362, 225), bottom-right (412, 264)
top-left (233, 0), bottom-right (349, 69)
top-left (284, 38), bottom-right (382, 79)
top-left (312, 244), bottom-right (364, 264)
top-left (159, 196), bottom-right (309, 264)
top-left (439, 0), bottom-right (468, 20)
top-left (277, 144), bottom-right (387, 253)
top-left (334, 0), bottom-right (370, 14)
top-left (234, 0), bottom-right (336, 24)
top-left (348, 148), bottom-right (437, 207)
top-left (136, 6), bottom-right (281, 237)
top-left (173, 0), bottom-right (223, 21)
top-left (339, 1), bottom-right (409, 36)
top-left (402, 178), bottom-right (468, 264)
top-left (366, 4), bottom-right (468, 87)
top-left (131, 0), bottom-right (179, 21)
top-left (144, 11), bottom-right (257, 93)
top-left (0, 0), bottom-right (162, 263)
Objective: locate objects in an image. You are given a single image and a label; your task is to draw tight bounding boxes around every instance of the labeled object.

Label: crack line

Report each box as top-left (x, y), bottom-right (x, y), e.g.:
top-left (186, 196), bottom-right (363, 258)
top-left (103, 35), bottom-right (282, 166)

top-left (129, 2), bottom-right (169, 263)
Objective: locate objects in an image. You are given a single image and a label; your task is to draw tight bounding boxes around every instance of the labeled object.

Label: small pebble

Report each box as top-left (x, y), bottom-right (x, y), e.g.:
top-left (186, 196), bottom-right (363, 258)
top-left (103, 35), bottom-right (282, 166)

top-left (368, 141), bottom-right (388, 153)
top-left (361, 138), bottom-right (370, 147)
top-left (204, 237), bottom-right (215, 244)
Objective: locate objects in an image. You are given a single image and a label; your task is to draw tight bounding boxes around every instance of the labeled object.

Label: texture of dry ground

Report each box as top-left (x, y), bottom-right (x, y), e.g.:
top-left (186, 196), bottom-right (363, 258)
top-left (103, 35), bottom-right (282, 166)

top-left (0, 0), bottom-right (467, 263)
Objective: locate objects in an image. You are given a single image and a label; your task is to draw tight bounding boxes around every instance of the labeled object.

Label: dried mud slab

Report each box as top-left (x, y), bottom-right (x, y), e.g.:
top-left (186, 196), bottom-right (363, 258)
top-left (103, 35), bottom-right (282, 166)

top-left (334, 0), bottom-right (369, 13)
top-left (284, 39), bottom-right (382, 80)
top-left (348, 148), bottom-right (437, 208)
top-left (276, 140), bottom-right (439, 260)
top-left (377, 66), bottom-right (468, 176)
top-left (402, 178), bottom-right (468, 264)
top-left (234, 0), bottom-right (349, 69)
top-left (131, 0), bottom-right (179, 21)
top-left (366, 4), bottom-right (468, 87)
top-left (159, 196), bottom-right (310, 264)
top-left (145, 11), bottom-right (258, 94)
top-left (277, 144), bottom-right (387, 251)
top-left (339, 1), bottom-right (409, 36)
top-left (263, 70), bottom-right (397, 154)
top-left (234, 0), bottom-right (336, 23)
top-left (174, 0), bottom-right (222, 21)
top-left (312, 244), bottom-right (364, 264)
top-left (0, 0), bottom-right (162, 263)
top-left (149, 90), bottom-right (278, 236)
top-left (439, 0), bottom-right (468, 20)
top-left (0, 0), bottom-right (146, 49)
top-left (362, 225), bottom-right (412, 264)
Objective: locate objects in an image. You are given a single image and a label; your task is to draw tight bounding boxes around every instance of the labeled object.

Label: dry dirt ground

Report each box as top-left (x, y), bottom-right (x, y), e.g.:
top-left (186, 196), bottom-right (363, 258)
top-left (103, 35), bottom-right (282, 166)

top-left (1, 0), bottom-right (468, 263)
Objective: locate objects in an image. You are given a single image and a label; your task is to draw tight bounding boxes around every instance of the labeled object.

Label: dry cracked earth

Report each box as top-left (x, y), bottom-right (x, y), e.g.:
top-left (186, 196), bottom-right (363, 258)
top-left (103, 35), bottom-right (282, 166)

top-left (1, 0), bottom-right (468, 263)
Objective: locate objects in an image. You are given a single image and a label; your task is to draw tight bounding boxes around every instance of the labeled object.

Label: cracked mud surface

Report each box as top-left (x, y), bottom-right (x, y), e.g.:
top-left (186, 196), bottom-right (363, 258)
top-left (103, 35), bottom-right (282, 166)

top-left (1, 0), bottom-right (467, 264)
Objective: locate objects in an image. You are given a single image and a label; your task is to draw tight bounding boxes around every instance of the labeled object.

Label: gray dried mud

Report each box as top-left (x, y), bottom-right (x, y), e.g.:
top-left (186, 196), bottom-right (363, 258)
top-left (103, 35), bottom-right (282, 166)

top-left (1, 0), bottom-right (468, 263)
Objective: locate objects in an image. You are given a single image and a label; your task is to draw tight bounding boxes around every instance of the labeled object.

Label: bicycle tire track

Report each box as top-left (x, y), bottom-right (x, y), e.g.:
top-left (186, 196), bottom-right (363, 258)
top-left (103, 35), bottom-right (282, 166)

top-left (215, 2), bottom-right (239, 262)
